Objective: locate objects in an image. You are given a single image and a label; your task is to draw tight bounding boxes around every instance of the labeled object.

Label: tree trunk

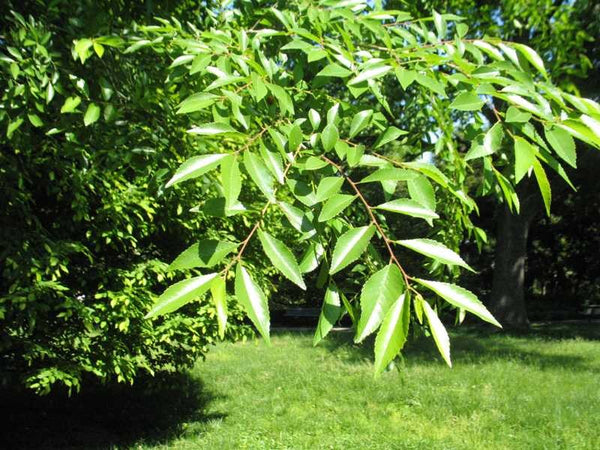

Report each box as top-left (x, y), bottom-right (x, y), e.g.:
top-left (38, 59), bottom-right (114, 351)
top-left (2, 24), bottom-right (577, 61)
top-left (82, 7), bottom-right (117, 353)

top-left (488, 177), bottom-right (540, 329)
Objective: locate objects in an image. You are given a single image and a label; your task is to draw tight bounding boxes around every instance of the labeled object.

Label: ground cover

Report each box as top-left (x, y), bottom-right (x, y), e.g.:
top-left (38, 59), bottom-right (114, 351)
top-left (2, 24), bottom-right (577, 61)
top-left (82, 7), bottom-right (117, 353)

top-left (2, 324), bottom-right (598, 449)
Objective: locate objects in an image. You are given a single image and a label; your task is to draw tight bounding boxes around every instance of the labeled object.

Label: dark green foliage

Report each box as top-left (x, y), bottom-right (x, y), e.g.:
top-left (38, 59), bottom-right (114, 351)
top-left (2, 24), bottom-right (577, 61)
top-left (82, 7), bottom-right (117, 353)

top-left (0, 10), bottom-right (252, 394)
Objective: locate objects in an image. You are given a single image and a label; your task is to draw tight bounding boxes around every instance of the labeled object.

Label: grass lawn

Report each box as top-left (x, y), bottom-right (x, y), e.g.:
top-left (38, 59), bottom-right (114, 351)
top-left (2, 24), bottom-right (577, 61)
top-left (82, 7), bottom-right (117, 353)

top-left (2, 323), bottom-right (599, 449)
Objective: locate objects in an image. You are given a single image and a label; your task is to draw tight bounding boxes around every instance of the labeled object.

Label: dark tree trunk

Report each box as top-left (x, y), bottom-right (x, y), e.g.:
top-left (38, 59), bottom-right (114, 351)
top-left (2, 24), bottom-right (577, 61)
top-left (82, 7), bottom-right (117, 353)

top-left (488, 177), bottom-right (541, 329)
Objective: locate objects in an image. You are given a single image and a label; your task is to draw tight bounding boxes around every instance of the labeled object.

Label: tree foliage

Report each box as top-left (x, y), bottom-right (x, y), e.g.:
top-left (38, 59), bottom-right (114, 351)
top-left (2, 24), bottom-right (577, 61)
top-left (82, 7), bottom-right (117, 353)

top-left (103, 0), bottom-right (600, 373)
top-left (0, 8), bottom-right (252, 394)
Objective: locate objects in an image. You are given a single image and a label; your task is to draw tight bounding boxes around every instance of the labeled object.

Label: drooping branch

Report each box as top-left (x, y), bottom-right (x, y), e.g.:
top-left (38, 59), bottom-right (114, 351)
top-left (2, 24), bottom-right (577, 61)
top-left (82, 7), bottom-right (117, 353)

top-left (320, 155), bottom-right (412, 287)
top-left (221, 145), bottom-right (303, 276)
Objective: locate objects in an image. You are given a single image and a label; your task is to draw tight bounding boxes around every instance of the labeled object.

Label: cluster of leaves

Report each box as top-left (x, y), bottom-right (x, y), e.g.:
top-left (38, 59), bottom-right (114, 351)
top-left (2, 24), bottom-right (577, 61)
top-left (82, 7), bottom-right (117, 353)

top-left (0, 9), bottom-right (253, 394)
top-left (125, 0), bottom-right (600, 373)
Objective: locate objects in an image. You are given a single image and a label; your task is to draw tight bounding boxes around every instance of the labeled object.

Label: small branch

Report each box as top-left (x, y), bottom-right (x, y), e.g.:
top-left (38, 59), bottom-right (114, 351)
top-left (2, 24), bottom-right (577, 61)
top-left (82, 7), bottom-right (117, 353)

top-left (320, 155), bottom-right (412, 286)
top-left (221, 146), bottom-right (302, 276)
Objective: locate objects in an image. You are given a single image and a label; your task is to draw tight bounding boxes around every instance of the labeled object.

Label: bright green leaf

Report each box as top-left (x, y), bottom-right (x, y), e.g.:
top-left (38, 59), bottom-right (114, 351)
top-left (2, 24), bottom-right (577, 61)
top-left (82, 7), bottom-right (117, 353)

top-left (415, 278), bottom-right (501, 327)
top-left (235, 264), bottom-right (271, 343)
top-left (258, 230), bottom-right (306, 290)
top-left (450, 92), bottom-right (485, 111)
top-left (210, 277), bottom-right (228, 339)
top-left (376, 198), bottom-right (439, 221)
top-left (321, 123), bottom-right (339, 151)
top-left (145, 273), bottom-right (217, 318)
top-left (318, 194), bottom-right (357, 222)
top-left (329, 225), bottom-right (376, 274)
top-left (166, 154), bottom-right (227, 187)
top-left (374, 293), bottom-right (410, 375)
top-left (421, 299), bottom-right (452, 367)
top-left (349, 110), bottom-right (373, 138)
top-left (313, 284), bottom-right (343, 346)
top-left (355, 264), bottom-right (404, 343)
top-left (169, 240), bottom-right (238, 270)
top-left (83, 103), bottom-right (101, 126)
top-left (396, 239), bottom-right (474, 271)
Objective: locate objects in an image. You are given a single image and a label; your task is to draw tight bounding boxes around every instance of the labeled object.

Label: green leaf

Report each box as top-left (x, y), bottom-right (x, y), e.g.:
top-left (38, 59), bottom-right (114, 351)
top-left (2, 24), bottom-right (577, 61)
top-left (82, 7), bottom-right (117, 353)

top-left (244, 151), bottom-right (275, 201)
top-left (395, 68), bottom-right (417, 90)
top-left (74, 38), bottom-right (93, 63)
top-left (403, 162), bottom-right (449, 187)
top-left (287, 178), bottom-right (318, 206)
top-left (308, 109), bottom-right (321, 130)
top-left (349, 110), bottom-right (373, 138)
top-left (465, 122), bottom-right (504, 161)
top-left (7, 117), bottom-right (23, 139)
top-left (321, 123), bottom-right (339, 151)
top-left (166, 154), bottom-right (227, 187)
top-left (278, 201), bottom-right (316, 236)
top-left (349, 65), bottom-right (392, 85)
top-left (27, 113), bottom-right (43, 127)
top-left (514, 136), bottom-right (537, 183)
top-left (235, 264), bottom-right (271, 343)
top-left (83, 103), bottom-right (101, 126)
top-left (187, 122), bottom-right (238, 135)
top-left (145, 273), bottom-right (217, 318)
top-left (169, 240), bottom-right (238, 270)
top-left (360, 168), bottom-right (417, 183)
top-left (374, 293), bottom-right (410, 375)
top-left (376, 198), bottom-right (439, 221)
top-left (414, 278), bottom-right (501, 327)
top-left (258, 230), bottom-right (306, 290)
top-left (317, 63), bottom-right (352, 78)
top-left (251, 72), bottom-right (268, 101)
top-left (450, 92), bottom-right (484, 111)
top-left (177, 93), bottom-right (219, 114)
top-left (304, 156), bottom-right (328, 170)
top-left (46, 83), bottom-right (54, 104)
top-left (313, 283), bottom-right (343, 346)
top-left (318, 194), bottom-right (357, 222)
top-left (60, 96), bottom-right (81, 113)
top-left (355, 264), bottom-right (405, 343)
top-left (221, 155), bottom-right (242, 208)
top-left (513, 43), bottom-right (547, 77)
top-left (556, 119), bottom-right (600, 149)
top-left (421, 299), bottom-right (452, 367)
top-left (170, 54), bottom-right (194, 68)
top-left (327, 103), bottom-right (340, 124)
top-left (374, 126), bottom-right (408, 148)
top-left (532, 159), bottom-right (552, 216)
top-left (347, 145), bottom-right (364, 167)
top-left (260, 147), bottom-right (285, 184)
top-left (316, 176), bottom-right (344, 202)
top-left (544, 126), bottom-right (576, 168)
top-left (396, 239), bottom-right (474, 272)
top-left (299, 242), bottom-right (325, 273)
top-left (268, 83), bottom-right (295, 116)
top-left (505, 107), bottom-right (531, 123)
top-left (407, 175), bottom-right (436, 211)
top-left (416, 74), bottom-right (446, 97)
top-left (329, 225), bottom-right (376, 274)
top-left (288, 124), bottom-right (303, 152)
top-left (210, 277), bottom-right (228, 339)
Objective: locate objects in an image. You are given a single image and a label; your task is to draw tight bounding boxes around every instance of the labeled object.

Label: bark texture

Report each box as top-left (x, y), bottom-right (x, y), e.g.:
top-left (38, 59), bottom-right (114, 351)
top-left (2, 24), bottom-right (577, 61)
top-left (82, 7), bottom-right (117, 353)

top-left (489, 177), bottom-right (541, 328)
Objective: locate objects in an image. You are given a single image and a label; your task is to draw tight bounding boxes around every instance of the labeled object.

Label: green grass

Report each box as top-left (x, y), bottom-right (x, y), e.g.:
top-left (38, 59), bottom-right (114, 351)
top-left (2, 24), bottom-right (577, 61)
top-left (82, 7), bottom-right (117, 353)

top-left (149, 324), bottom-right (599, 450)
top-left (2, 324), bottom-right (599, 449)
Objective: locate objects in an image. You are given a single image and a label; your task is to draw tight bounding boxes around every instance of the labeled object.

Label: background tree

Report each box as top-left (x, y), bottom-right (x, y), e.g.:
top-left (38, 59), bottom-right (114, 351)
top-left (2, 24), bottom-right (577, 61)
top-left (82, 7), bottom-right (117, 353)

top-left (392, 0), bottom-right (600, 327)
top-left (0, 3), bottom-right (252, 394)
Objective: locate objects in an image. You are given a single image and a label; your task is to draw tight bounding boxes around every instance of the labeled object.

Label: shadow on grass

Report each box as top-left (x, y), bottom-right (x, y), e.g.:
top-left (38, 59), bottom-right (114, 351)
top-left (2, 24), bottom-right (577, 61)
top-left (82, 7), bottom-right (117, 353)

top-left (314, 322), bottom-right (600, 371)
top-left (0, 371), bottom-right (224, 450)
